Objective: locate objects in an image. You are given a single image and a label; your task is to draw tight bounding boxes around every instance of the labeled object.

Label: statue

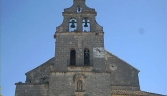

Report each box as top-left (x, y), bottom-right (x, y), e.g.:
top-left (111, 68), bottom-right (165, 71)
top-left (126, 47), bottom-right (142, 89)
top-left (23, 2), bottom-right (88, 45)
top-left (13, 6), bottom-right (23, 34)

top-left (77, 80), bottom-right (83, 90)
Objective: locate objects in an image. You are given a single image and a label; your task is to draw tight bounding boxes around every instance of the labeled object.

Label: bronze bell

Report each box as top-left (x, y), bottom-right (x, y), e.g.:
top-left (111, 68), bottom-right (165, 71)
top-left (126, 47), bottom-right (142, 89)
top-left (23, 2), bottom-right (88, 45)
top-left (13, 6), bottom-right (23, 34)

top-left (84, 23), bottom-right (88, 27)
top-left (78, 7), bottom-right (81, 12)
top-left (70, 20), bottom-right (76, 28)
top-left (70, 24), bottom-right (76, 28)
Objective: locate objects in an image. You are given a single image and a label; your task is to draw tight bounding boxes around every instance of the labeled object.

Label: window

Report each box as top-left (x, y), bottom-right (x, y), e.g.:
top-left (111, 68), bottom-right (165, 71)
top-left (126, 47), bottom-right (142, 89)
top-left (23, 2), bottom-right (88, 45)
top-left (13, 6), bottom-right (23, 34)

top-left (84, 48), bottom-right (90, 66)
top-left (82, 17), bottom-right (90, 32)
top-left (69, 18), bottom-right (77, 32)
top-left (70, 49), bottom-right (76, 66)
top-left (77, 6), bottom-right (82, 13)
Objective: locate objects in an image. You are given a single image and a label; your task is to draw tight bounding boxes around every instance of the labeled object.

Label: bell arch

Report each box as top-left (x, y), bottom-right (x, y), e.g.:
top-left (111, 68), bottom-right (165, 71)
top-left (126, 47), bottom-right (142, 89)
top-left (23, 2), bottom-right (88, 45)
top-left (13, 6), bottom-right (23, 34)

top-left (77, 6), bottom-right (82, 13)
top-left (82, 17), bottom-right (90, 32)
top-left (69, 18), bottom-right (77, 32)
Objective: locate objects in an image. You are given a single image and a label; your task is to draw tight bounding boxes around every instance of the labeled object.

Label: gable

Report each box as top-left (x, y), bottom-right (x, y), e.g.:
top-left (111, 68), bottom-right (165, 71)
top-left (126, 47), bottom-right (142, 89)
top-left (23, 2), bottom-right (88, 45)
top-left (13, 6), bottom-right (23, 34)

top-left (25, 57), bottom-right (54, 83)
top-left (105, 50), bottom-right (139, 72)
top-left (105, 50), bottom-right (140, 90)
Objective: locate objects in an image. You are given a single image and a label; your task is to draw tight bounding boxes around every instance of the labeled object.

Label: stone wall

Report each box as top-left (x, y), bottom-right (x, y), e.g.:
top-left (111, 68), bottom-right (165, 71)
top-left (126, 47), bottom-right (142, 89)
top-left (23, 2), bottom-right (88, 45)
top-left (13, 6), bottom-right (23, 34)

top-left (54, 32), bottom-right (105, 72)
top-left (49, 72), bottom-right (111, 96)
top-left (56, 0), bottom-right (103, 32)
top-left (25, 57), bottom-right (54, 83)
top-left (105, 51), bottom-right (140, 90)
top-left (15, 83), bottom-right (49, 96)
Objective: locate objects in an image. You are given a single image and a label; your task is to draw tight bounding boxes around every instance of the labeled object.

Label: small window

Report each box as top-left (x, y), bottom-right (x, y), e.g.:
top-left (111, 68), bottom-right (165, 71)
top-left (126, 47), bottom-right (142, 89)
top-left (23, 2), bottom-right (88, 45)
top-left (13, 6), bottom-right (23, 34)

top-left (77, 6), bottom-right (82, 13)
top-left (70, 49), bottom-right (76, 66)
top-left (84, 48), bottom-right (90, 66)
top-left (69, 18), bottom-right (77, 32)
top-left (82, 17), bottom-right (90, 32)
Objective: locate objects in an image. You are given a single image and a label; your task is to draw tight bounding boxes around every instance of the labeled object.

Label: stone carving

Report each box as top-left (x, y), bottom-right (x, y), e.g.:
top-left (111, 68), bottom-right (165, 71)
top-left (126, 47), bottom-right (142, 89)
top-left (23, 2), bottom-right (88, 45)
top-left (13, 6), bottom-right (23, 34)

top-left (77, 80), bottom-right (83, 90)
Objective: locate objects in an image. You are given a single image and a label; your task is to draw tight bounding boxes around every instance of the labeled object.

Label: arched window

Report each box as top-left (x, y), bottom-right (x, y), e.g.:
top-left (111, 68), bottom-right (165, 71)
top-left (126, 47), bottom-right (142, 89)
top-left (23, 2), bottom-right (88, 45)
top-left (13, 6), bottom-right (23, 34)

top-left (84, 48), bottom-right (90, 66)
top-left (69, 18), bottom-right (77, 32)
top-left (82, 17), bottom-right (90, 32)
top-left (70, 49), bottom-right (76, 66)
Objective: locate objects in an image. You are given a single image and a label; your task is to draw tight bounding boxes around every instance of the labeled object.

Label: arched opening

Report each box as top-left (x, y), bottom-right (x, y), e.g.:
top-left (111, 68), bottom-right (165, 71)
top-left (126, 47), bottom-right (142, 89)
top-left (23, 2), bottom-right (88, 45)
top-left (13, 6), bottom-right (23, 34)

top-left (82, 17), bottom-right (90, 32)
top-left (69, 18), bottom-right (77, 32)
top-left (70, 49), bottom-right (76, 66)
top-left (77, 6), bottom-right (82, 13)
top-left (84, 48), bottom-right (90, 66)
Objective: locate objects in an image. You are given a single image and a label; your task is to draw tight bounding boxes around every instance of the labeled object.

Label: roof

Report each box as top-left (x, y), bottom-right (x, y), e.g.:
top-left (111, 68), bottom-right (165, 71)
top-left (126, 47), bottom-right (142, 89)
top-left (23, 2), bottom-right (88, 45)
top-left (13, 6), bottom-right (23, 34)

top-left (111, 90), bottom-right (165, 96)
top-left (105, 50), bottom-right (140, 72)
top-left (25, 57), bottom-right (54, 75)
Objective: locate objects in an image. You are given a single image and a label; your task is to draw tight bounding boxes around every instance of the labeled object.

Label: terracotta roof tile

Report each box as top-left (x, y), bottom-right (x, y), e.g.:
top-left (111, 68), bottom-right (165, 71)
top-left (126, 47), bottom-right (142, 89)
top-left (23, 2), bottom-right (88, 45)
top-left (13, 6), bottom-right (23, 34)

top-left (111, 90), bottom-right (164, 96)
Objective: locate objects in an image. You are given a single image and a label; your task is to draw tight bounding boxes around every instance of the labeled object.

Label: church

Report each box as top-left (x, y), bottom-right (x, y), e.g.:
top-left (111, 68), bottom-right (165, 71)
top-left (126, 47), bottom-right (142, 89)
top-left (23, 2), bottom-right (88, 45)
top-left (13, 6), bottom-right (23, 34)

top-left (15, 0), bottom-right (164, 96)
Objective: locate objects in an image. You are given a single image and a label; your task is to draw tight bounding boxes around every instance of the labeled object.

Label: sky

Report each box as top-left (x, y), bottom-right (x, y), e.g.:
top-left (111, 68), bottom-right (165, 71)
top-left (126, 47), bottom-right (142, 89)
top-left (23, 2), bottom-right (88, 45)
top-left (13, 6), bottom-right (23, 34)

top-left (1, 0), bottom-right (167, 96)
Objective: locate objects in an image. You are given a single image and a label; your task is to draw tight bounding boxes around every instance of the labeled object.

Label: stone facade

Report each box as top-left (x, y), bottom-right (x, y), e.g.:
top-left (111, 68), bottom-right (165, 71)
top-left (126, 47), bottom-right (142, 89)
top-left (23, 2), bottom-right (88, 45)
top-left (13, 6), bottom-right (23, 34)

top-left (49, 72), bottom-right (111, 96)
top-left (15, 84), bottom-right (49, 96)
top-left (15, 0), bottom-right (164, 96)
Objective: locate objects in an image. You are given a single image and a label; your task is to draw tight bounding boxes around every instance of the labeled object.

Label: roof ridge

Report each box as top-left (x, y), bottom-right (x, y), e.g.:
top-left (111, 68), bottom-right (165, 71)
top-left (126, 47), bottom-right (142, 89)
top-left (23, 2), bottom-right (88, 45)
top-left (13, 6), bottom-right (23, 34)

top-left (25, 57), bottom-right (55, 75)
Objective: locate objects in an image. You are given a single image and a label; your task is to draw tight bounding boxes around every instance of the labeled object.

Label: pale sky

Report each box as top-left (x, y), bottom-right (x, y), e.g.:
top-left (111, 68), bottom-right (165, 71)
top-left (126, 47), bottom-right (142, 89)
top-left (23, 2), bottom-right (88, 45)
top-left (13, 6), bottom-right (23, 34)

top-left (1, 0), bottom-right (167, 96)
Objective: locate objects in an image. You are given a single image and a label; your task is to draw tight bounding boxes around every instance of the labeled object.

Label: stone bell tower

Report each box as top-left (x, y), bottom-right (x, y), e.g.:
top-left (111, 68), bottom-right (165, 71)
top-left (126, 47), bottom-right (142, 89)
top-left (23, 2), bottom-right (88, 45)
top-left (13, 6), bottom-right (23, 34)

top-left (54, 0), bottom-right (105, 72)
top-left (51, 0), bottom-right (111, 95)
top-left (15, 0), bottom-right (164, 96)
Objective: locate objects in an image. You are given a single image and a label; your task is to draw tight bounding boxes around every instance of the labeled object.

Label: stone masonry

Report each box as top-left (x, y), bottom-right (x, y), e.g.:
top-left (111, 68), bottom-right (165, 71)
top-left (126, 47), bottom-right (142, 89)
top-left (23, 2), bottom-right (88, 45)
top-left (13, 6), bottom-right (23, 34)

top-left (15, 0), bottom-right (164, 96)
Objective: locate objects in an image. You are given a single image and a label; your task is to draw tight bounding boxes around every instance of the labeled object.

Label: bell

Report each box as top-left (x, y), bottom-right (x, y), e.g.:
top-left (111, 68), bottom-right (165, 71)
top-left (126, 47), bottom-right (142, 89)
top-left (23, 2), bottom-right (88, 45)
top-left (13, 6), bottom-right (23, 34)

top-left (70, 24), bottom-right (76, 28)
top-left (78, 8), bottom-right (81, 12)
top-left (84, 24), bottom-right (88, 27)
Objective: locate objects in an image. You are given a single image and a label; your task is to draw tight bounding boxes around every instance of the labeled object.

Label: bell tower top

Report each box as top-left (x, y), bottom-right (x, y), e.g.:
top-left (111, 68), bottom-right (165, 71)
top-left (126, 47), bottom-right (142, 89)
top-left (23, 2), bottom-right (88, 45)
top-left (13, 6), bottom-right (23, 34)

top-left (55, 0), bottom-right (103, 33)
top-left (73, 0), bottom-right (85, 4)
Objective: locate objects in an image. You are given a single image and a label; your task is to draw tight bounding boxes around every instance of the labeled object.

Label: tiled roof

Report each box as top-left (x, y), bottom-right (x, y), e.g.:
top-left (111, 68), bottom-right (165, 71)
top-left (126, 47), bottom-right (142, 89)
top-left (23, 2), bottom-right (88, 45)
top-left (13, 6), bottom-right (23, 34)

top-left (111, 90), bottom-right (165, 96)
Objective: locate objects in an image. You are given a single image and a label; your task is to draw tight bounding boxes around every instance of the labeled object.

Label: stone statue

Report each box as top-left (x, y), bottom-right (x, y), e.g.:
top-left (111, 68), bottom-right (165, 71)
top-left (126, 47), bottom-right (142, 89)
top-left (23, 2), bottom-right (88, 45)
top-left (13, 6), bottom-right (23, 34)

top-left (77, 80), bottom-right (83, 90)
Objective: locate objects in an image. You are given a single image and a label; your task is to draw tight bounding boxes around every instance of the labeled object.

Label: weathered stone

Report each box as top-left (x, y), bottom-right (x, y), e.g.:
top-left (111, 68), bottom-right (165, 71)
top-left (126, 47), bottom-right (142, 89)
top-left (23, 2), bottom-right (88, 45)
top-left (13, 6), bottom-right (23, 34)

top-left (15, 0), bottom-right (164, 96)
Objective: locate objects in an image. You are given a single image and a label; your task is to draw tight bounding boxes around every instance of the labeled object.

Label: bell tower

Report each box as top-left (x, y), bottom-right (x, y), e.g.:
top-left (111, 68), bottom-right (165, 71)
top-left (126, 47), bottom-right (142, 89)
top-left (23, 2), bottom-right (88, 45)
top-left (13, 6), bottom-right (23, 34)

top-left (54, 0), bottom-right (105, 72)
top-left (55, 0), bottom-right (103, 32)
